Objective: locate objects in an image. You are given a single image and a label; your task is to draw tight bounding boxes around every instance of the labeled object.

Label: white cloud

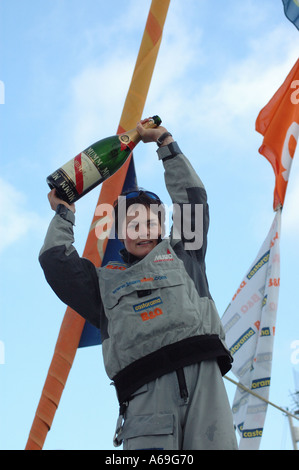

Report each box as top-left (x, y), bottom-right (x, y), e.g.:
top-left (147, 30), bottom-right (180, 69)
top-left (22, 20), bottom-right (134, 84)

top-left (146, 16), bottom-right (299, 140)
top-left (0, 178), bottom-right (48, 254)
top-left (186, 27), bottom-right (298, 136)
top-left (51, 1), bottom-right (299, 206)
top-left (57, 58), bottom-right (136, 158)
top-left (60, 0), bottom-right (205, 146)
top-left (133, 15), bottom-right (299, 181)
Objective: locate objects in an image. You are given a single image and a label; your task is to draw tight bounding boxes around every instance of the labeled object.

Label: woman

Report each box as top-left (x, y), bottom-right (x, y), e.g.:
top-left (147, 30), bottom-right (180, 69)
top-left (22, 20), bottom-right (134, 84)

top-left (40, 120), bottom-right (237, 450)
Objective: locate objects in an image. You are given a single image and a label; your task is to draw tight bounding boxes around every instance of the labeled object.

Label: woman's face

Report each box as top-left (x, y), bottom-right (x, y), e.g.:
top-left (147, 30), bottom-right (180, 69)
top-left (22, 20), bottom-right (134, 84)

top-left (121, 203), bottom-right (161, 259)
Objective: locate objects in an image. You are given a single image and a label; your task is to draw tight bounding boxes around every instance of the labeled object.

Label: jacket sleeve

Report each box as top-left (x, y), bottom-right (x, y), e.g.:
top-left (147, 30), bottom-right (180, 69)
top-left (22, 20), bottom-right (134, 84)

top-left (39, 205), bottom-right (103, 329)
top-left (157, 142), bottom-right (209, 260)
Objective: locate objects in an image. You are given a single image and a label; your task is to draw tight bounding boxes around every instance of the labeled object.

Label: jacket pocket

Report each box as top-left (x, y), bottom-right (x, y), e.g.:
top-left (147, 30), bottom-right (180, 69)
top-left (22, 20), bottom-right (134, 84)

top-left (120, 413), bottom-right (175, 450)
top-left (103, 269), bottom-right (185, 310)
top-left (101, 268), bottom-right (203, 377)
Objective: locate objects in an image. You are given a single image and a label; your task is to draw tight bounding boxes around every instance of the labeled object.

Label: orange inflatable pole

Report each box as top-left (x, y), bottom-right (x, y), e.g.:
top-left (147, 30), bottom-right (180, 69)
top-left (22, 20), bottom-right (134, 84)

top-left (25, 0), bottom-right (171, 450)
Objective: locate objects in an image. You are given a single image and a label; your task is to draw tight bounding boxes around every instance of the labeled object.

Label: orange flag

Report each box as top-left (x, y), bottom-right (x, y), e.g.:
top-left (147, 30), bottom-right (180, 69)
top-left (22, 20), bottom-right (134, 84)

top-left (256, 58), bottom-right (299, 211)
top-left (25, 0), bottom-right (171, 450)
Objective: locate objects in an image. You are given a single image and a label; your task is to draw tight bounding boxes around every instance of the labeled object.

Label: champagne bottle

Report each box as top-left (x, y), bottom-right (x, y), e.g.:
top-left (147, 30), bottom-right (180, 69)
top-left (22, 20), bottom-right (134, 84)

top-left (46, 115), bottom-right (162, 204)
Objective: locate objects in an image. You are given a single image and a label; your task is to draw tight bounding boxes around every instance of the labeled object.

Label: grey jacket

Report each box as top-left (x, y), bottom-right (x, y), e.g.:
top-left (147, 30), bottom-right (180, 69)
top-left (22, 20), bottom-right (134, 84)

top-left (39, 142), bottom-right (232, 404)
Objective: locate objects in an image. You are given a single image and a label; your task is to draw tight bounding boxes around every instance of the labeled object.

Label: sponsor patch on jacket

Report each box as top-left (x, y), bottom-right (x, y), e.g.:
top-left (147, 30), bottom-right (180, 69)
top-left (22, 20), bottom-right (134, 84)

top-left (133, 296), bottom-right (163, 312)
top-left (154, 249), bottom-right (174, 263)
top-left (112, 276), bottom-right (167, 294)
top-left (105, 263), bottom-right (127, 270)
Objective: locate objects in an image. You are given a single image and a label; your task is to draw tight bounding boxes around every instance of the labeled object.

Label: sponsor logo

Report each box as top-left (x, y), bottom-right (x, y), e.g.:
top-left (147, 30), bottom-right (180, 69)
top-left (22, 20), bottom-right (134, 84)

top-left (251, 377), bottom-right (270, 390)
top-left (154, 249), bottom-right (174, 263)
top-left (255, 352), bottom-right (272, 364)
top-left (140, 307), bottom-right (164, 322)
top-left (112, 275), bottom-right (167, 294)
top-left (246, 251), bottom-right (270, 280)
top-left (141, 277), bottom-right (154, 283)
top-left (232, 280), bottom-right (246, 301)
top-left (242, 428), bottom-right (263, 439)
top-left (260, 327), bottom-right (271, 337)
top-left (240, 293), bottom-right (261, 314)
top-left (230, 327), bottom-right (255, 356)
top-left (223, 313), bottom-right (241, 334)
top-left (105, 264), bottom-right (127, 270)
top-left (133, 297), bottom-right (163, 312)
top-left (268, 277), bottom-right (280, 287)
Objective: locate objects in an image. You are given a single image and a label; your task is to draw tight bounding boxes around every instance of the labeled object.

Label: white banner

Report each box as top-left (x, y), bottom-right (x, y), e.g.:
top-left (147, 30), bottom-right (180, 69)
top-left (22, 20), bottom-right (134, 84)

top-left (222, 208), bottom-right (281, 450)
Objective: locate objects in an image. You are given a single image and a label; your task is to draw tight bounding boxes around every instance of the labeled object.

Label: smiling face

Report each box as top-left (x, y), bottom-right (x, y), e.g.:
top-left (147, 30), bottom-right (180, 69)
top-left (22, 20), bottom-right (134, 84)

top-left (120, 203), bottom-right (162, 259)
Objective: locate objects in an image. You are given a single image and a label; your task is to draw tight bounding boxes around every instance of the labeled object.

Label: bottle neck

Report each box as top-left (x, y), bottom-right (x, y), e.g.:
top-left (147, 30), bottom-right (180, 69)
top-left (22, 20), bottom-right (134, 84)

top-left (119, 128), bottom-right (141, 151)
top-left (119, 118), bottom-right (159, 151)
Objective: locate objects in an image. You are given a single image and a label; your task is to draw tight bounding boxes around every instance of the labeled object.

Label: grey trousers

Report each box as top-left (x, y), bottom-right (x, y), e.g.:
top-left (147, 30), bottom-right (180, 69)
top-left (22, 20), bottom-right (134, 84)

top-left (117, 360), bottom-right (238, 450)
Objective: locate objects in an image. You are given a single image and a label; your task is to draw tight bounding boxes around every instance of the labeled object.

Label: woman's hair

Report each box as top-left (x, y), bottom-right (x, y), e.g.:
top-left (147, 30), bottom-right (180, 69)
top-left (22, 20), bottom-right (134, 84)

top-left (113, 188), bottom-right (165, 239)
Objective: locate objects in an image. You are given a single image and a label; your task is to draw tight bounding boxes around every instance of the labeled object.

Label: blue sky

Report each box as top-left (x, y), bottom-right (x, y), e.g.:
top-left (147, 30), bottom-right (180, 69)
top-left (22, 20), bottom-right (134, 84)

top-left (1, 0), bottom-right (299, 450)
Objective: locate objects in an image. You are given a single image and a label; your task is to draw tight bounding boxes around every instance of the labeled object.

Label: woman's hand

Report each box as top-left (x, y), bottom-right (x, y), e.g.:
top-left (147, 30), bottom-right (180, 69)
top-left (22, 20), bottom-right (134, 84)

top-left (137, 119), bottom-right (174, 146)
top-left (48, 188), bottom-right (76, 213)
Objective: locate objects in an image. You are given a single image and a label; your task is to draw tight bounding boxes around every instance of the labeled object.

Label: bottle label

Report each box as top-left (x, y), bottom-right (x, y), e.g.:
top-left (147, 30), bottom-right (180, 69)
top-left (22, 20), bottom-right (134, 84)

top-left (61, 152), bottom-right (102, 194)
top-left (119, 134), bottom-right (136, 151)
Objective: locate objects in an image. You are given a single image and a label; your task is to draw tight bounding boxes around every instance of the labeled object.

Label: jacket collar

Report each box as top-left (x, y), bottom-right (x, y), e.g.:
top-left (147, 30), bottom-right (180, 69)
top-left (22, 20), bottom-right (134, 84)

top-left (119, 248), bottom-right (140, 266)
top-left (119, 236), bottom-right (163, 266)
